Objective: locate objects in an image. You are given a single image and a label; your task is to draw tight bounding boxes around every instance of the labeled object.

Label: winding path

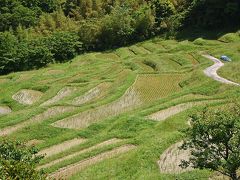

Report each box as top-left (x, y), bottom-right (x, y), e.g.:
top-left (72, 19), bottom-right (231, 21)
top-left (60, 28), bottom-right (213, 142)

top-left (203, 55), bottom-right (240, 86)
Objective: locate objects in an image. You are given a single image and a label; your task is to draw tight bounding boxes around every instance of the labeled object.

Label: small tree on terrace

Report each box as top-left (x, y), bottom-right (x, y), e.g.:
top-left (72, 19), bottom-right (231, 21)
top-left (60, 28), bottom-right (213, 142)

top-left (0, 139), bottom-right (46, 179)
top-left (181, 103), bottom-right (240, 180)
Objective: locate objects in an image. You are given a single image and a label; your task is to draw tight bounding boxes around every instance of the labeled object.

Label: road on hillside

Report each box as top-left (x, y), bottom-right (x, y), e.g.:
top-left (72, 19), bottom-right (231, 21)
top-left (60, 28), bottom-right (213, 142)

top-left (202, 54), bottom-right (240, 86)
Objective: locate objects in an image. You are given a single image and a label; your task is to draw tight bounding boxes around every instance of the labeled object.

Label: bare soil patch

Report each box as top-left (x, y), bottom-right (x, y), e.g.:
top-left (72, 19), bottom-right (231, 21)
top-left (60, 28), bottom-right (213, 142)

top-left (0, 106), bottom-right (12, 115)
top-left (38, 78), bottom-right (58, 85)
top-left (44, 70), bottom-right (64, 75)
top-left (41, 87), bottom-right (77, 106)
top-left (49, 144), bottom-right (136, 179)
top-left (38, 138), bottom-right (122, 169)
top-left (158, 141), bottom-right (192, 174)
top-left (0, 78), bottom-right (8, 84)
top-left (31, 106), bottom-right (76, 122)
top-left (148, 100), bottom-right (221, 122)
top-left (0, 123), bottom-right (27, 136)
top-left (38, 138), bottom-right (86, 158)
top-left (148, 103), bottom-right (194, 121)
top-left (12, 89), bottom-right (43, 105)
top-left (17, 74), bottom-right (32, 82)
top-left (26, 139), bottom-right (44, 146)
top-left (95, 53), bottom-right (120, 61)
top-left (72, 83), bottom-right (111, 105)
top-left (209, 172), bottom-right (230, 180)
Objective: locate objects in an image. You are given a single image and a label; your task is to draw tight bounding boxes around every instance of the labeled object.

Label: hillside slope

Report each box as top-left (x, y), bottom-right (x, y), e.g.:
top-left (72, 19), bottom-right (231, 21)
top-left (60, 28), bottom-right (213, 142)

top-left (0, 32), bottom-right (239, 179)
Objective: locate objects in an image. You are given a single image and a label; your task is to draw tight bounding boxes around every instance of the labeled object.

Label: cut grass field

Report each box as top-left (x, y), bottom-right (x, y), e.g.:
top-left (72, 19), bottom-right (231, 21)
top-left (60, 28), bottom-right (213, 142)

top-left (0, 31), bottom-right (239, 179)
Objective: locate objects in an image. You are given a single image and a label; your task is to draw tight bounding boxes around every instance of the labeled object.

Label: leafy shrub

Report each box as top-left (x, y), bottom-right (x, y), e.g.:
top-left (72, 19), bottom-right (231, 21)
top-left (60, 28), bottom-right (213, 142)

top-left (0, 139), bottom-right (46, 179)
top-left (218, 33), bottom-right (240, 43)
top-left (0, 32), bottom-right (53, 74)
top-left (26, 39), bottom-right (53, 68)
top-left (143, 59), bottom-right (158, 71)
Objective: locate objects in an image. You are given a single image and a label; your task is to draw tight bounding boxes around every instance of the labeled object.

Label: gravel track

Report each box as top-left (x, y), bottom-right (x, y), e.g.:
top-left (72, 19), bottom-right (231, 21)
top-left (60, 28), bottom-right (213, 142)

top-left (203, 55), bottom-right (240, 86)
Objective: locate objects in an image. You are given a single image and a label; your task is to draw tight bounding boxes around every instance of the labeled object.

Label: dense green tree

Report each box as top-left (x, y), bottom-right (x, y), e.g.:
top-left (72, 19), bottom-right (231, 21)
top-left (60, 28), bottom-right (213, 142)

top-left (47, 31), bottom-right (83, 62)
top-left (181, 104), bottom-right (240, 180)
top-left (78, 20), bottom-right (101, 50)
top-left (35, 9), bottom-right (78, 35)
top-left (19, 0), bottom-right (59, 13)
top-left (0, 139), bottom-right (45, 179)
top-left (184, 0), bottom-right (240, 28)
top-left (0, 31), bottom-right (53, 74)
top-left (0, 31), bottom-right (18, 73)
top-left (24, 38), bottom-right (53, 69)
top-left (0, 1), bottom-right (38, 31)
top-left (99, 5), bottom-right (135, 48)
top-left (151, 0), bottom-right (175, 27)
top-left (133, 5), bottom-right (155, 39)
top-left (63, 0), bottom-right (91, 19)
top-left (11, 5), bottom-right (38, 28)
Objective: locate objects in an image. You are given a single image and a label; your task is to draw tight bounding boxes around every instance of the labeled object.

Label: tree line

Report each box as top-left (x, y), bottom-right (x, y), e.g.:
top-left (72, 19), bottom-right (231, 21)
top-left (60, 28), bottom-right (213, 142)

top-left (0, 0), bottom-right (240, 74)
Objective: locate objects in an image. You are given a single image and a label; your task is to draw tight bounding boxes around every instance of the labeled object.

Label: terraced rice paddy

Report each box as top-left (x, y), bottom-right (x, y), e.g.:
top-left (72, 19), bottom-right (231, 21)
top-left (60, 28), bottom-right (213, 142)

top-left (0, 106), bottom-right (76, 136)
top-left (41, 87), bottom-right (78, 106)
top-left (134, 74), bottom-right (184, 102)
top-left (52, 74), bottom-right (183, 129)
top-left (158, 141), bottom-right (192, 174)
top-left (72, 83), bottom-right (111, 105)
top-left (52, 83), bottom-right (142, 129)
top-left (38, 138), bottom-right (123, 169)
top-left (0, 106), bottom-right (12, 115)
top-left (0, 33), bottom-right (239, 179)
top-left (50, 144), bottom-right (136, 179)
top-left (38, 138), bottom-right (86, 157)
top-left (12, 89), bottom-right (43, 105)
top-left (147, 100), bottom-right (222, 122)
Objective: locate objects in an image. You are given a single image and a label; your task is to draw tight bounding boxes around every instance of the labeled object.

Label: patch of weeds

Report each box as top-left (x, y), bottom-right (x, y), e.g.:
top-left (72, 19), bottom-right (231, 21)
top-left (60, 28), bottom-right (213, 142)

top-left (32, 85), bottom-right (50, 93)
top-left (191, 81), bottom-right (220, 96)
top-left (143, 60), bottom-right (158, 71)
top-left (77, 123), bottom-right (107, 138)
top-left (218, 33), bottom-right (240, 43)
top-left (124, 61), bottom-right (138, 71)
top-left (71, 78), bottom-right (89, 84)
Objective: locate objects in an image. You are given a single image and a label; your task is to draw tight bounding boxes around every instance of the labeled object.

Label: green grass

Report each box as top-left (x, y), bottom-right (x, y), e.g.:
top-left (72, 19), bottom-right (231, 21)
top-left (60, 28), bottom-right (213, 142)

top-left (0, 31), bottom-right (239, 179)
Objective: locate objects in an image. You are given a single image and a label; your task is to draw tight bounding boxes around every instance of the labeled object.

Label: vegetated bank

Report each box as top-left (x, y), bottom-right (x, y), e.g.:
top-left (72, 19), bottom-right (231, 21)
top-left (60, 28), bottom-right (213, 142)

top-left (1, 0), bottom-right (240, 74)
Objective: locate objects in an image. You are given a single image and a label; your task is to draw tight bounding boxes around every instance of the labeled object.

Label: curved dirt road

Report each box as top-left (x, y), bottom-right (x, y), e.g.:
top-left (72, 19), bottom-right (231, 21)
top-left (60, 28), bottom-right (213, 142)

top-left (202, 55), bottom-right (240, 86)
